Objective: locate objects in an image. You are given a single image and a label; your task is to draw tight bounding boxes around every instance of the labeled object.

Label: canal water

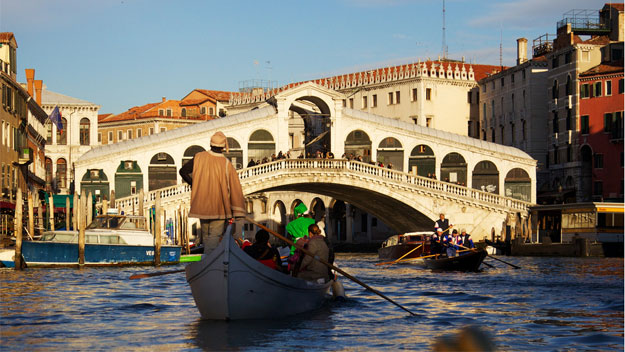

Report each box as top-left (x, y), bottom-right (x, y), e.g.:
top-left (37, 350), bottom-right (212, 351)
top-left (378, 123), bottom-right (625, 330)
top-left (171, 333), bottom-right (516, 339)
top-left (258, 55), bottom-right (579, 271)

top-left (1, 255), bottom-right (623, 351)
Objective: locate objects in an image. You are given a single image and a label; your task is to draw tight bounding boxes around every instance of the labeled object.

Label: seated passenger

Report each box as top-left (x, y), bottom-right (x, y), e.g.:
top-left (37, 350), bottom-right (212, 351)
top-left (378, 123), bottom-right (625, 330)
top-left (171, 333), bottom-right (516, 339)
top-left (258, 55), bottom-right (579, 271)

top-left (446, 230), bottom-right (459, 257)
top-left (430, 228), bottom-right (443, 255)
top-left (462, 230), bottom-right (475, 249)
top-left (243, 230), bottom-right (281, 270)
top-left (296, 224), bottom-right (330, 283)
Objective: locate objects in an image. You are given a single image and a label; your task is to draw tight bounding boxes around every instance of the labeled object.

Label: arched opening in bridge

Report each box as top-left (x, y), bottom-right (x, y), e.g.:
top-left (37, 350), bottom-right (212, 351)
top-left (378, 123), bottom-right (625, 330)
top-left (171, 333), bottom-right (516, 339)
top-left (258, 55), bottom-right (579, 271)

top-left (344, 130), bottom-right (371, 162)
top-left (289, 96), bottom-right (332, 158)
top-left (290, 199), bottom-right (305, 222)
top-left (310, 197), bottom-right (326, 222)
top-left (224, 137), bottom-right (243, 169)
top-left (472, 161), bottom-right (499, 194)
top-left (440, 152), bottom-right (467, 185)
top-left (331, 200), bottom-right (346, 242)
top-left (115, 160), bottom-right (143, 198)
top-left (248, 129), bottom-right (275, 163)
top-left (376, 137), bottom-right (404, 170)
top-left (580, 145), bottom-right (592, 202)
top-left (182, 145), bottom-right (205, 166)
top-left (272, 200), bottom-right (287, 236)
top-left (408, 144), bottom-right (435, 177)
top-left (148, 152), bottom-right (177, 191)
top-left (504, 168), bottom-right (531, 201)
top-left (81, 169), bottom-right (109, 203)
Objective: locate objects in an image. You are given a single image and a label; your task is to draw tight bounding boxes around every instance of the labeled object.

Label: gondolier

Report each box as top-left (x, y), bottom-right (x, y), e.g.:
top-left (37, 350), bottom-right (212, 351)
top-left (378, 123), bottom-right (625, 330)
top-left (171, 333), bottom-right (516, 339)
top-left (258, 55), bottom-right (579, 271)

top-left (179, 131), bottom-right (246, 254)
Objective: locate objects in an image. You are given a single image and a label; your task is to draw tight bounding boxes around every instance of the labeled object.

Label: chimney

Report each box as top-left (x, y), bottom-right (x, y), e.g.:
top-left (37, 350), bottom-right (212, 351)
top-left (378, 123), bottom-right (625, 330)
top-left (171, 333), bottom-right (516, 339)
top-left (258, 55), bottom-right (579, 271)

top-left (162, 97), bottom-right (166, 102)
top-left (34, 80), bottom-right (43, 105)
top-left (517, 38), bottom-right (528, 65)
top-left (25, 69), bottom-right (35, 97)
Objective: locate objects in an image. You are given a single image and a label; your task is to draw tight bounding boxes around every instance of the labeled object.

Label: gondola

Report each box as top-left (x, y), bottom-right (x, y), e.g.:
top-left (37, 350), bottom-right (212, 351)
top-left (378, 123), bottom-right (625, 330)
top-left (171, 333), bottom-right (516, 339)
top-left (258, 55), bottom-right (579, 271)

top-left (185, 225), bottom-right (331, 320)
top-left (422, 248), bottom-right (487, 272)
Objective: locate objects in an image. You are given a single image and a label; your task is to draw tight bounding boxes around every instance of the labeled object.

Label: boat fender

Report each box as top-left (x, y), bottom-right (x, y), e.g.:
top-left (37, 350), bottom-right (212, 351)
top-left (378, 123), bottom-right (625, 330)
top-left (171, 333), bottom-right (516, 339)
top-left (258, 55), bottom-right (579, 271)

top-left (331, 279), bottom-right (346, 300)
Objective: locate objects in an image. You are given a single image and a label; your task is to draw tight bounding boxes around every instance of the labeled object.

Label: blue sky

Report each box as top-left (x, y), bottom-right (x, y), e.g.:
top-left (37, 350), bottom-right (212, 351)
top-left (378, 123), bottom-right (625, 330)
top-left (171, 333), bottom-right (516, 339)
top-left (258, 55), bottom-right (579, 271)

top-left (0, 0), bottom-right (608, 114)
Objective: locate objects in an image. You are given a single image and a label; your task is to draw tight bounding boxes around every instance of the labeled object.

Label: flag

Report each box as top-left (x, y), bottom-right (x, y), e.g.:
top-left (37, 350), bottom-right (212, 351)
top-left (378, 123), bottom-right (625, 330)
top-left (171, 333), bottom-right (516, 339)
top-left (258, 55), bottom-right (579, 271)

top-left (49, 106), bottom-right (63, 132)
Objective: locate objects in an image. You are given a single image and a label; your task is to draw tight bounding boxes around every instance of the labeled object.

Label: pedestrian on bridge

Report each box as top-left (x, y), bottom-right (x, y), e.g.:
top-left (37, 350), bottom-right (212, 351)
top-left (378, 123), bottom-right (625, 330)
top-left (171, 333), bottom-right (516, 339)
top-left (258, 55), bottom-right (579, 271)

top-left (179, 131), bottom-right (246, 254)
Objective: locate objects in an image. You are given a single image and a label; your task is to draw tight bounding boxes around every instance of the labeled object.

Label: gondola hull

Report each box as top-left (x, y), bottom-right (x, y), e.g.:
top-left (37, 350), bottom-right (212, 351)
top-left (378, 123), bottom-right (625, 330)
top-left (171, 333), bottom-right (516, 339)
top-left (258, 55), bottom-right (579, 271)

top-left (423, 249), bottom-right (487, 272)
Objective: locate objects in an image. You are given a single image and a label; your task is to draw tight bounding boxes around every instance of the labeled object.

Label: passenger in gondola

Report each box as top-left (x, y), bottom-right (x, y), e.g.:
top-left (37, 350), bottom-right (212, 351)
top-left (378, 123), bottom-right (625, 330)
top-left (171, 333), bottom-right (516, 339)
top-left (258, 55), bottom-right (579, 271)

top-left (296, 224), bottom-right (331, 283)
top-left (462, 229), bottom-right (475, 249)
top-left (430, 228), bottom-right (443, 255)
top-left (243, 229), bottom-right (282, 271)
top-left (446, 229), bottom-right (459, 257)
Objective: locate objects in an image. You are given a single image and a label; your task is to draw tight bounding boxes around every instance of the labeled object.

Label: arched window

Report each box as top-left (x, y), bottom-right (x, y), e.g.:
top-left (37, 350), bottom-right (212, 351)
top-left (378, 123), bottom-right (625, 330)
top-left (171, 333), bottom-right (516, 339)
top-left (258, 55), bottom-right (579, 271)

top-left (409, 145), bottom-right (435, 177)
top-left (79, 118), bottom-right (90, 145)
top-left (57, 118), bottom-right (67, 145)
top-left (472, 160), bottom-right (499, 193)
top-left (248, 130), bottom-right (275, 163)
top-left (344, 130), bottom-right (372, 163)
top-left (181, 108), bottom-right (186, 117)
top-left (56, 158), bottom-right (67, 189)
top-left (45, 158), bottom-right (53, 188)
top-left (182, 145), bottom-right (205, 166)
top-left (45, 121), bottom-right (53, 144)
top-left (552, 80), bottom-right (559, 99)
top-left (565, 75), bottom-right (572, 96)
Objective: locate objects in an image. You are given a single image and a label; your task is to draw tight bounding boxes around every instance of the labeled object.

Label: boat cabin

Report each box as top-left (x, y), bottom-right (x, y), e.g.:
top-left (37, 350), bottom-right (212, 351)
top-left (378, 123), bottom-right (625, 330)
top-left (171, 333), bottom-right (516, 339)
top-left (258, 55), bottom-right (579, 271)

top-left (380, 231), bottom-right (431, 248)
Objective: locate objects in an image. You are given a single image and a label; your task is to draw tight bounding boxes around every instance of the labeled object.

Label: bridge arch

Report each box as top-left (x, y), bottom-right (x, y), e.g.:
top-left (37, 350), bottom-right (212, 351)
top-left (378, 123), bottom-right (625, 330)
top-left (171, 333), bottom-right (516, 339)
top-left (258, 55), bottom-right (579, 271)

top-left (408, 144), bottom-right (435, 177)
top-left (182, 145), bottom-right (205, 166)
top-left (344, 130), bottom-right (372, 162)
top-left (81, 168), bottom-right (110, 202)
top-left (115, 160), bottom-right (143, 198)
top-left (224, 137), bottom-right (243, 169)
top-left (148, 152), bottom-right (176, 191)
top-left (248, 129), bottom-right (275, 163)
top-left (441, 152), bottom-right (467, 185)
top-left (271, 200), bottom-right (287, 236)
top-left (472, 160), bottom-right (499, 194)
top-left (310, 197), bottom-right (326, 222)
top-left (376, 137), bottom-right (404, 170)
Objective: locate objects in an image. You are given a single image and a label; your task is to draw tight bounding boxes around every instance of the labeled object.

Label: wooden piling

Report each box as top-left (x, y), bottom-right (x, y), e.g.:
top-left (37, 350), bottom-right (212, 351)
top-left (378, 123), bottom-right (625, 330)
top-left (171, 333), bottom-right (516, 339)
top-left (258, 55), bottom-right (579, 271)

top-left (110, 190), bottom-right (116, 209)
top-left (49, 193), bottom-right (54, 231)
top-left (87, 191), bottom-right (93, 225)
top-left (138, 189), bottom-right (144, 217)
top-left (37, 200), bottom-right (43, 235)
top-left (73, 192), bottom-right (78, 230)
top-left (65, 197), bottom-right (70, 231)
top-left (28, 191), bottom-right (34, 239)
top-left (14, 188), bottom-right (23, 271)
top-left (154, 191), bottom-right (161, 266)
top-left (78, 190), bottom-right (86, 265)
top-left (102, 199), bottom-right (108, 216)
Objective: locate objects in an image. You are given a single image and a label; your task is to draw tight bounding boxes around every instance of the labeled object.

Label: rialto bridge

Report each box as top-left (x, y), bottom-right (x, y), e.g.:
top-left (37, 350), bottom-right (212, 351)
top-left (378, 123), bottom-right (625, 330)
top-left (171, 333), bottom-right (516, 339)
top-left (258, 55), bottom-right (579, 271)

top-left (75, 82), bottom-right (537, 243)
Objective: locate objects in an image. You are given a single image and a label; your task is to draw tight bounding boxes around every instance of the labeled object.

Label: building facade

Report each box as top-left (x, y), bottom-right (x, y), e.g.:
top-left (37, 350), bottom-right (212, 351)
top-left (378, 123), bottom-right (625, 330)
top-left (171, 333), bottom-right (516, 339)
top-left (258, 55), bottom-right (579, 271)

top-left (41, 86), bottom-right (100, 195)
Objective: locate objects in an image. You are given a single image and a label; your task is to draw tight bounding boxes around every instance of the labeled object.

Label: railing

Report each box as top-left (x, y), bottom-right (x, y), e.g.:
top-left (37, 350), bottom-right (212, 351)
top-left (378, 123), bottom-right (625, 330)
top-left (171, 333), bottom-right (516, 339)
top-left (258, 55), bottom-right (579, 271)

top-left (116, 159), bottom-right (533, 214)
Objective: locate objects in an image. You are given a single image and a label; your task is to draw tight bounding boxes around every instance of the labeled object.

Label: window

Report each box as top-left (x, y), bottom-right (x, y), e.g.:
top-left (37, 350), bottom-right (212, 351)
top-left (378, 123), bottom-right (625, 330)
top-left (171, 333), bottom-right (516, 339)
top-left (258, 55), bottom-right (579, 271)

top-left (127, 129), bottom-right (133, 139)
top-left (510, 123), bottom-right (515, 144)
top-left (98, 132), bottom-right (102, 143)
top-left (411, 116), bottom-right (418, 124)
top-left (166, 109), bottom-right (172, 117)
top-left (118, 130), bottom-right (123, 141)
top-left (500, 77), bottom-right (505, 87)
top-left (57, 118), bottom-right (67, 145)
top-left (567, 145), bottom-right (572, 162)
top-left (581, 84), bottom-right (590, 98)
top-left (372, 94), bottom-right (377, 107)
top-left (552, 56), bottom-right (559, 68)
top-left (56, 158), bottom-right (67, 189)
top-left (159, 109), bottom-right (164, 116)
top-left (511, 73), bottom-right (515, 83)
top-left (581, 115), bottom-right (589, 134)
top-left (79, 118), bottom-right (90, 145)
top-left (426, 117), bottom-right (432, 127)
top-left (522, 120), bottom-right (527, 139)
top-left (604, 113), bottom-right (613, 132)
top-left (200, 107), bottom-right (206, 114)
top-left (388, 92), bottom-right (394, 105)
top-left (522, 69), bottom-right (526, 80)
top-left (553, 146), bottom-right (559, 164)
top-left (149, 127), bottom-right (154, 135)
top-left (160, 127), bottom-right (166, 133)
top-left (593, 82), bottom-right (602, 97)
top-left (342, 99), bottom-right (347, 107)
top-left (426, 88), bottom-right (432, 100)
top-left (362, 96), bottom-right (367, 108)
top-left (209, 107), bottom-right (214, 115)
top-left (565, 76), bottom-right (572, 95)
top-left (395, 91), bottom-right (400, 104)
top-left (108, 131), bottom-right (113, 142)
top-left (349, 98), bottom-right (354, 109)
top-left (137, 129), bottom-right (142, 138)
top-left (552, 80), bottom-right (559, 99)
top-left (594, 154), bottom-right (604, 169)
top-left (500, 125), bottom-right (505, 144)
top-left (467, 91), bottom-right (472, 104)
top-left (564, 52), bottom-right (571, 64)
top-left (46, 122), bottom-right (52, 144)
top-left (619, 79), bottom-right (624, 94)
top-left (566, 108), bottom-right (572, 130)
top-left (181, 108), bottom-right (186, 117)
top-left (606, 80), bottom-right (612, 96)
top-left (412, 88), bottom-right (418, 101)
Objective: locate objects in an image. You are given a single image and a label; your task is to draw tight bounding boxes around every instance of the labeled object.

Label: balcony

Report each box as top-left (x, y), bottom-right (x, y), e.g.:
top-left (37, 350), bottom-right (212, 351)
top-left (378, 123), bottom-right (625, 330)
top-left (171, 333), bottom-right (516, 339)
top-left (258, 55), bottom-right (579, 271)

top-left (557, 9), bottom-right (610, 35)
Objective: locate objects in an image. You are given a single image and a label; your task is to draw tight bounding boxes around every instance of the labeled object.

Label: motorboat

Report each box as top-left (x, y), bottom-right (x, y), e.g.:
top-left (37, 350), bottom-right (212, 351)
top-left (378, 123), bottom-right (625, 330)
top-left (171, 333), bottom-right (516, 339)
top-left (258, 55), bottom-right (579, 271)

top-left (378, 232), bottom-right (431, 261)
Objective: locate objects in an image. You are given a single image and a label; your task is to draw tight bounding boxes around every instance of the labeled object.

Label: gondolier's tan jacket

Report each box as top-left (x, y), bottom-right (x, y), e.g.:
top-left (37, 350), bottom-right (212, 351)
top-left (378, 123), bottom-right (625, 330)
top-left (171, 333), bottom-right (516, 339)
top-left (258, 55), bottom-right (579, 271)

top-left (188, 150), bottom-right (246, 220)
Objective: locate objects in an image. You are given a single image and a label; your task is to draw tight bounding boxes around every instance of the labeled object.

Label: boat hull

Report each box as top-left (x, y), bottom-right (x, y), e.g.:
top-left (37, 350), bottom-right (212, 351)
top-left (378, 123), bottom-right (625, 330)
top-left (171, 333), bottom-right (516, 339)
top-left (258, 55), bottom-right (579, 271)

top-left (21, 241), bottom-right (181, 267)
top-left (186, 226), bottom-right (331, 320)
top-left (378, 244), bottom-right (426, 260)
top-left (423, 249), bottom-right (487, 272)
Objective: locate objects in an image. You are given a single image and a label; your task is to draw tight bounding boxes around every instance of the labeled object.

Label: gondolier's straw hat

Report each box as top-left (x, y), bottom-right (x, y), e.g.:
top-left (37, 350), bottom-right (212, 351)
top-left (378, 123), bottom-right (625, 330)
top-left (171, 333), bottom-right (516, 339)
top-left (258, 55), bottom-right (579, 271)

top-left (210, 131), bottom-right (229, 152)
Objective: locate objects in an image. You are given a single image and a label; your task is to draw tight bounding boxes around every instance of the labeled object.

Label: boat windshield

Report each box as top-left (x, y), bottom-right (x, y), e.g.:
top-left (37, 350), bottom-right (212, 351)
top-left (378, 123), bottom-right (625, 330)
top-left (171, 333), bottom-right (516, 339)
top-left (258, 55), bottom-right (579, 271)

top-left (41, 232), bottom-right (77, 242)
top-left (87, 215), bottom-right (123, 230)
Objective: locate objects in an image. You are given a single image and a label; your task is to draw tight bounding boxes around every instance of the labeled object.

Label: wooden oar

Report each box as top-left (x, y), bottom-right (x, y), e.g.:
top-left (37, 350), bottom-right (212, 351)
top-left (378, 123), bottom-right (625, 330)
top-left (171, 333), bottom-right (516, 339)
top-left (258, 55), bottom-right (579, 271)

top-left (247, 217), bottom-right (417, 316)
top-left (451, 242), bottom-right (517, 269)
top-left (382, 244), bottom-right (422, 266)
top-left (376, 251), bottom-right (441, 266)
top-left (130, 268), bottom-right (185, 280)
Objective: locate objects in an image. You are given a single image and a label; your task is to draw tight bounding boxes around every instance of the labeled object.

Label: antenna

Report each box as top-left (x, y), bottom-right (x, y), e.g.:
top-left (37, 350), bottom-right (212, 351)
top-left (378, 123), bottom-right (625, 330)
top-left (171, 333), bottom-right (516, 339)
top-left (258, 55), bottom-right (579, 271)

top-left (499, 26), bottom-right (503, 69)
top-left (441, 0), bottom-right (448, 60)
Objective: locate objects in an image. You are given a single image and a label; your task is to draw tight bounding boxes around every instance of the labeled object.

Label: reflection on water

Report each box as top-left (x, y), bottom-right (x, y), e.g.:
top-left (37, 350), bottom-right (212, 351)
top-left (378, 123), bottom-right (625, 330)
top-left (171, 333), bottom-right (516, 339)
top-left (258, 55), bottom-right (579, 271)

top-left (1, 255), bottom-right (623, 351)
